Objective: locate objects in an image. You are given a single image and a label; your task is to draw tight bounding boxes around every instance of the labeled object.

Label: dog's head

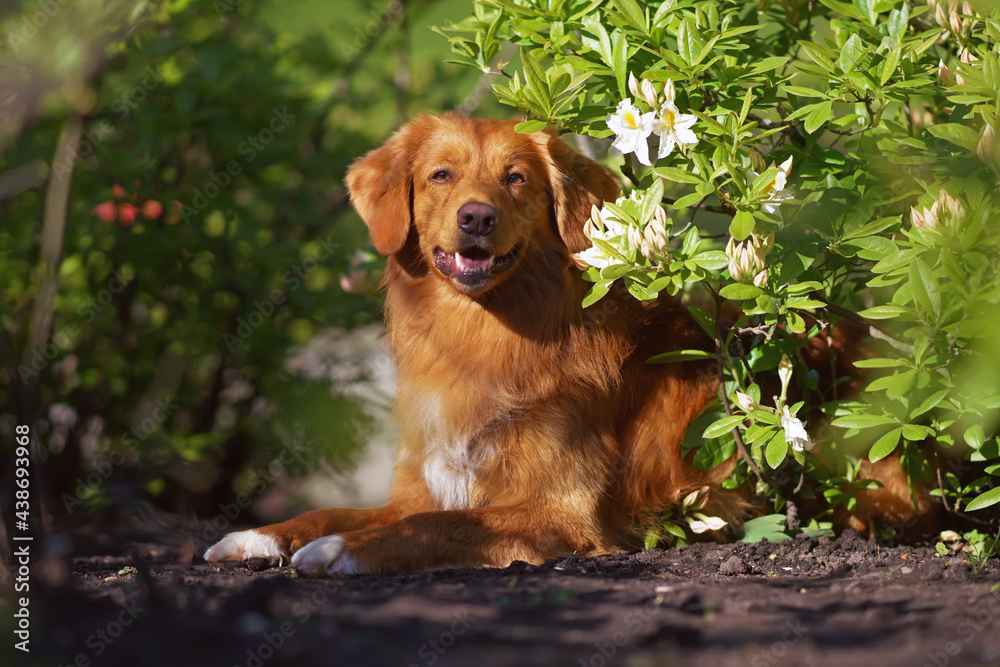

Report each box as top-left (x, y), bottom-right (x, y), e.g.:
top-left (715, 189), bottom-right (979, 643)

top-left (345, 114), bottom-right (620, 296)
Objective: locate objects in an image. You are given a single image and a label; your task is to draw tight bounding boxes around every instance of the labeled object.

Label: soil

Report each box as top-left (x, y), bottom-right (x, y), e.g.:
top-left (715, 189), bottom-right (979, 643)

top-left (8, 530), bottom-right (1000, 667)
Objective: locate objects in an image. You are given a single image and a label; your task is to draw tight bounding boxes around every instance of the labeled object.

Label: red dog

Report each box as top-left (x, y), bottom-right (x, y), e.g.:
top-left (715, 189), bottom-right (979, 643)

top-left (205, 114), bottom-right (921, 575)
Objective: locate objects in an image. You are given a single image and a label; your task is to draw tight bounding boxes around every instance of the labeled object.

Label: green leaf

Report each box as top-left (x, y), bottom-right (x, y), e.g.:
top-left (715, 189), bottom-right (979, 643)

top-left (804, 100), bottom-right (834, 134)
top-left (720, 283), bottom-right (764, 300)
top-left (672, 191), bottom-right (706, 208)
top-left (858, 304), bottom-right (907, 319)
top-left (910, 389), bottom-right (950, 419)
top-left (747, 56), bottom-right (789, 75)
top-left (691, 250), bottom-right (728, 270)
top-left (729, 210), bottom-right (755, 240)
top-left (832, 414), bottom-right (897, 429)
top-left (612, 0), bottom-right (647, 33)
top-left (766, 432), bottom-right (788, 469)
top-left (740, 514), bottom-right (791, 544)
top-left (703, 415), bottom-right (746, 439)
top-left (646, 349), bottom-right (715, 364)
top-left (582, 281), bottom-right (611, 308)
top-left (693, 436), bottom-right (737, 470)
top-left (965, 487), bottom-right (1000, 512)
top-left (784, 85), bottom-right (830, 99)
top-left (654, 166), bottom-right (703, 184)
top-left (927, 124), bottom-right (982, 152)
top-left (869, 427), bottom-right (902, 463)
top-left (514, 120), bottom-right (548, 133)
top-left (797, 40), bottom-right (836, 73)
top-left (854, 358), bottom-right (907, 369)
top-left (887, 3), bottom-right (909, 39)
top-left (676, 18), bottom-right (700, 66)
top-left (964, 424), bottom-right (986, 450)
top-left (908, 257), bottom-right (940, 318)
top-left (853, 0), bottom-right (878, 26)
top-left (837, 34), bottom-right (866, 73)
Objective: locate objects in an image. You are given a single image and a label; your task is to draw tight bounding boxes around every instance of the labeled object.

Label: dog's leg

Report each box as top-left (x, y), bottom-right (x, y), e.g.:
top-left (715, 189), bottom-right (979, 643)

top-left (290, 507), bottom-right (598, 575)
top-left (203, 505), bottom-right (409, 565)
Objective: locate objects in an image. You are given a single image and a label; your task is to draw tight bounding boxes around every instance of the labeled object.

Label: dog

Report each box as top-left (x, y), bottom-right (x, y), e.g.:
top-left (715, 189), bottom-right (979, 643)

top-left (204, 113), bottom-right (927, 575)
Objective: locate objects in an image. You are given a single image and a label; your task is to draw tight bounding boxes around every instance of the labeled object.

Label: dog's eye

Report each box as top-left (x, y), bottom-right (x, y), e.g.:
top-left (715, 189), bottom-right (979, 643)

top-left (430, 170), bottom-right (452, 182)
top-left (507, 172), bottom-right (526, 185)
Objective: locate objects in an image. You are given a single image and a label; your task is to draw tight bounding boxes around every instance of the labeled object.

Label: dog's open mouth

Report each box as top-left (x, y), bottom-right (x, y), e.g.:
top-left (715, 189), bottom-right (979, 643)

top-left (433, 245), bottom-right (520, 289)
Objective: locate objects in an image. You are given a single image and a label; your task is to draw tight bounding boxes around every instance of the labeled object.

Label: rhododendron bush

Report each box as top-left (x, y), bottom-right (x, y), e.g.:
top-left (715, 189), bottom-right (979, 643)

top-left (439, 0), bottom-right (1000, 543)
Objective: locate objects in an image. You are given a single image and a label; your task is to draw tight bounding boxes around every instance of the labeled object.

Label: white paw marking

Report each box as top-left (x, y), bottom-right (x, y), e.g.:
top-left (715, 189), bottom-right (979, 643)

top-left (290, 536), bottom-right (360, 576)
top-left (204, 530), bottom-right (285, 563)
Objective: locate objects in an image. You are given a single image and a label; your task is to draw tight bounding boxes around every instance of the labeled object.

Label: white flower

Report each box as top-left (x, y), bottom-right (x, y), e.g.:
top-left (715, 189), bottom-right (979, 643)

top-left (652, 101), bottom-right (698, 160)
top-left (607, 99), bottom-right (656, 166)
top-left (687, 513), bottom-right (728, 533)
top-left (750, 156), bottom-right (794, 215)
top-left (574, 204), bottom-right (627, 270)
top-left (780, 406), bottom-right (814, 452)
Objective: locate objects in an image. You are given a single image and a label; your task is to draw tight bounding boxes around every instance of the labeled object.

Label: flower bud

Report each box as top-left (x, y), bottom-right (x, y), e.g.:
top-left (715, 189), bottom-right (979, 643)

top-left (640, 78), bottom-right (658, 108)
top-left (949, 9), bottom-right (963, 34)
top-left (627, 224), bottom-right (643, 251)
top-left (939, 59), bottom-right (954, 85)
top-left (910, 205), bottom-right (935, 232)
top-left (960, 48), bottom-right (978, 64)
top-left (735, 391), bottom-right (758, 413)
top-left (755, 232), bottom-right (775, 256)
top-left (935, 3), bottom-right (948, 27)
top-left (644, 218), bottom-right (668, 253)
top-left (664, 78), bottom-right (676, 104)
top-left (978, 123), bottom-right (998, 168)
top-left (962, 1), bottom-right (974, 15)
top-left (628, 72), bottom-right (641, 99)
top-left (938, 189), bottom-right (965, 222)
top-left (778, 354), bottom-right (793, 393)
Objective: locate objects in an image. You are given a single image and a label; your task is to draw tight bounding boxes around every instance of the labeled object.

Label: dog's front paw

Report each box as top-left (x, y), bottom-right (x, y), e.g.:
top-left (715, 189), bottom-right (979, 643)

top-left (290, 536), bottom-right (360, 576)
top-left (204, 530), bottom-right (287, 566)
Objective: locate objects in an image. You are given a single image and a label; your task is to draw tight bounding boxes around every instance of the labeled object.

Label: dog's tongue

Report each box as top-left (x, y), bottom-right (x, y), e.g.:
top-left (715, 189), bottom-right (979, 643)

top-left (455, 252), bottom-right (491, 273)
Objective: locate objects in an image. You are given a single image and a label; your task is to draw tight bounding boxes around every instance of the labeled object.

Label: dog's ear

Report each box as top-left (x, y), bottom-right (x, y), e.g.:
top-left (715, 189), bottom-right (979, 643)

top-left (532, 130), bottom-right (621, 254)
top-left (346, 116), bottom-right (436, 256)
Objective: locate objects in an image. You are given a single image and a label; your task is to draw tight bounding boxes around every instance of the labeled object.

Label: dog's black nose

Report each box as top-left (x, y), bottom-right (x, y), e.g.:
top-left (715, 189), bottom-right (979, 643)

top-left (457, 202), bottom-right (498, 237)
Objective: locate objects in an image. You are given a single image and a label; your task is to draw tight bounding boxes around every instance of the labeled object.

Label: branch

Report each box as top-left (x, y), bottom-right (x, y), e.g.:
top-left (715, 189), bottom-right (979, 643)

top-left (817, 298), bottom-right (914, 356)
top-left (710, 291), bottom-right (766, 484)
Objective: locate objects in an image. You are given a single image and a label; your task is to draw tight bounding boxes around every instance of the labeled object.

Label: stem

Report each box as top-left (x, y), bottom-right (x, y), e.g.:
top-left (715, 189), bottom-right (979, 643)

top-left (710, 291), bottom-right (765, 484)
top-left (19, 114), bottom-right (84, 536)
top-left (817, 298), bottom-right (914, 356)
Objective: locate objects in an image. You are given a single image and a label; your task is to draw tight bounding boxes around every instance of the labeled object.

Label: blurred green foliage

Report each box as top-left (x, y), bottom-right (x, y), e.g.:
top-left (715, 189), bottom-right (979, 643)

top-left (0, 0), bottom-right (503, 522)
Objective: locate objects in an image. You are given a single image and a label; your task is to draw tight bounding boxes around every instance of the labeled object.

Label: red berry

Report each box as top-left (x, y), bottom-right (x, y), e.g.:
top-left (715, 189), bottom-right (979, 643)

top-left (142, 200), bottom-right (164, 219)
top-left (111, 184), bottom-right (129, 199)
top-left (94, 201), bottom-right (117, 222)
top-left (118, 203), bottom-right (138, 227)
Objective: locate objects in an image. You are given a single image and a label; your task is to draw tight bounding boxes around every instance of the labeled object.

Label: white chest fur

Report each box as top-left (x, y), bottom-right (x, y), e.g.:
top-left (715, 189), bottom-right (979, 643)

top-left (412, 392), bottom-right (496, 510)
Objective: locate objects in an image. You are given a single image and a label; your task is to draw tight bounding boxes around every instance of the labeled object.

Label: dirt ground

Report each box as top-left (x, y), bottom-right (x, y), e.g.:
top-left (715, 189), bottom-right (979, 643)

top-left (7, 530), bottom-right (1000, 667)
